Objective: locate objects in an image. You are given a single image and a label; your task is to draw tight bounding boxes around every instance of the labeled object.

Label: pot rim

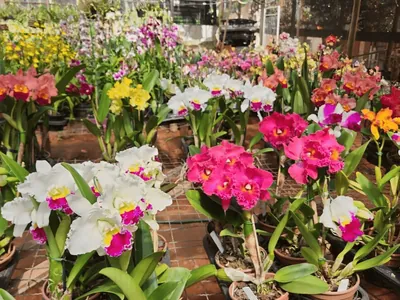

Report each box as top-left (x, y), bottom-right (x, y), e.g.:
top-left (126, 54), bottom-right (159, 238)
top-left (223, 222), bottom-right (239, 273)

top-left (274, 248), bottom-right (306, 261)
top-left (318, 274), bottom-right (360, 296)
top-left (0, 243), bottom-right (16, 264)
top-left (158, 233), bottom-right (168, 252)
top-left (229, 272), bottom-right (289, 300)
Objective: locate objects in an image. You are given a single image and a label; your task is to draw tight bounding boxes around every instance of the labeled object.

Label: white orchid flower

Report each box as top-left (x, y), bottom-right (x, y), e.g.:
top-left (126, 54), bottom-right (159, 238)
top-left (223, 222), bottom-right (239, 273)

top-left (183, 87), bottom-right (211, 111)
top-left (17, 161), bottom-right (77, 215)
top-left (320, 196), bottom-right (364, 242)
top-left (224, 78), bottom-right (244, 98)
top-left (167, 92), bottom-right (188, 116)
top-left (116, 145), bottom-right (166, 187)
top-left (2, 196), bottom-right (50, 244)
top-left (66, 204), bottom-right (132, 257)
top-left (203, 73), bottom-right (230, 97)
top-left (241, 82), bottom-right (276, 113)
top-left (160, 78), bottom-right (178, 94)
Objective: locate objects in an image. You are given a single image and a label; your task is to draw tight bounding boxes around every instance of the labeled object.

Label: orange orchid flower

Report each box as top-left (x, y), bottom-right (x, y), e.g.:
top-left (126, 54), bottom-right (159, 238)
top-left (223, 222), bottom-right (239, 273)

top-left (362, 108), bottom-right (400, 140)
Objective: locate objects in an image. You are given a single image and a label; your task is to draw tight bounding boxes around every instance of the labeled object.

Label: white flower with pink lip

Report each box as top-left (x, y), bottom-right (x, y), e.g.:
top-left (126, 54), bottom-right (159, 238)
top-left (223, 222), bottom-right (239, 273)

top-left (168, 91), bottom-right (188, 116)
top-left (203, 73), bottom-right (230, 97)
top-left (65, 203), bottom-right (133, 257)
top-left (116, 145), bottom-right (166, 188)
top-left (241, 82), bottom-right (276, 113)
top-left (2, 196), bottom-right (50, 244)
top-left (17, 161), bottom-right (78, 215)
top-left (184, 87), bottom-right (211, 111)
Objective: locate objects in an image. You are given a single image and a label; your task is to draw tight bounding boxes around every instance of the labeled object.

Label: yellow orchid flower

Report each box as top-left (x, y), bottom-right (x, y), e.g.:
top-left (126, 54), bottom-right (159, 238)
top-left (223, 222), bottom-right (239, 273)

top-left (362, 108), bottom-right (400, 140)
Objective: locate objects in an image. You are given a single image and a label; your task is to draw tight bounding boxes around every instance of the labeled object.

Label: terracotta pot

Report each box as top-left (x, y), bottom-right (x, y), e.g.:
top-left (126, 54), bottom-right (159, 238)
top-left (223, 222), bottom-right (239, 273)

top-left (228, 272), bottom-right (289, 300)
top-left (0, 243), bottom-right (16, 272)
top-left (215, 248), bottom-right (267, 274)
top-left (41, 280), bottom-right (100, 300)
top-left (311, 274), bottom-right (360, 300)
top-left (274, 249), bottom-right (306, 266)
top-left (158, 234), bottom-right (168, 252)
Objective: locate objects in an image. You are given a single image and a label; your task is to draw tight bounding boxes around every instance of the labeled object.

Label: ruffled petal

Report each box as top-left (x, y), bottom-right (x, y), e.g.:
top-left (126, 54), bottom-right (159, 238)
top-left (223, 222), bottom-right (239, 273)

top-left (66, 217), bottom-right (102, 255)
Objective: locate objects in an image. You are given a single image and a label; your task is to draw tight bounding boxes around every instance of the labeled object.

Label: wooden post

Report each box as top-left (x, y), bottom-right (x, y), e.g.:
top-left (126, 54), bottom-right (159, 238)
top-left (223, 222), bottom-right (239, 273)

top-left (260, 0), bottom-right (266, 46)
top-left (290, 0), bottom-right (297, 36)
top-left (384, 4), bottom-right (400, 71)
top-left (347, 0), bottom-right (362, 58)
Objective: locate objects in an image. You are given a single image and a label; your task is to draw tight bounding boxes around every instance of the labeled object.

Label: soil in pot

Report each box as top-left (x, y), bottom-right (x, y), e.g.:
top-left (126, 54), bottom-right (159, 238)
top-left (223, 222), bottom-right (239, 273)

top-left (215, 244), bottom-right (268, 273)
top-left (229, 273), bottom-right (289, 300)
top-left (311, 274), bottom-right (359, 300)
top-left (42, 280), bottom-right (100, 300)
top-left (0, 243), bottom-right (16, 272)
top-left (274, 247), bottom-right (306, 266)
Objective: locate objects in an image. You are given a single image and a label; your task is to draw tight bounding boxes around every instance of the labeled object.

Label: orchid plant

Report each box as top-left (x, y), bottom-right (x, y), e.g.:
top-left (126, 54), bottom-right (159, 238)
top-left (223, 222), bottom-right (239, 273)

top-left (185, 141), bottom-right (329, 297)
top-left (0, 144), bottom-right (172, 299)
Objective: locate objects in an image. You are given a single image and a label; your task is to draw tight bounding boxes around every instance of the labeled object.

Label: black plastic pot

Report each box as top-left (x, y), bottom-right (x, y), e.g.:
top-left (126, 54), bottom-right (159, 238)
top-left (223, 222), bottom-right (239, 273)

top-left (0, 250), bottom-right (18, 289)
top-left (363, 137), bottom-right (393, 170)
top-left (48, 113), bottom-right (69, 131)
top-left (73, 102), bottom-right (92, 119)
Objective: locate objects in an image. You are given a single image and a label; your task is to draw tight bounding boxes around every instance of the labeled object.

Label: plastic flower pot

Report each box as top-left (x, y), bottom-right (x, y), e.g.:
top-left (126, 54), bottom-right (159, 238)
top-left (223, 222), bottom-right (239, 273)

top-left (0, 243), bottom-right (16, 272)
top-left (41, 280), bottom-right (100, 300)
top-left (158, 234), bottom-right (171, 266)
top-left (48, 113), bottom-right (69, 131)
top-left (274, 249), bottom-right (307, 266)
top-left (310, 274), bottom-right (360, 300)
top-left (228, 273), bottom-right (289, 300)
top-left (215, 247), bottom-right (268, 274)
top-left (73, 102), bottom-right (93, 119)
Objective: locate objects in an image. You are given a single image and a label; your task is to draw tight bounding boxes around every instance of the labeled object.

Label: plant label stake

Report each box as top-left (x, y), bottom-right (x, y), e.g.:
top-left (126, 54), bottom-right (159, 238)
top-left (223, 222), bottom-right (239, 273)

top-left (337, 279), bottom-right (349, 292)
top-left (210, 231), bottom-right (224, 254)
top-left (243, 287), bottom-right (257, 300)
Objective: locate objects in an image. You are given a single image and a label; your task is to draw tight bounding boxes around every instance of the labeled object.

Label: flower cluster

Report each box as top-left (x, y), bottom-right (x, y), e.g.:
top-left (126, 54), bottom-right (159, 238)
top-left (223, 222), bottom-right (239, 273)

top-left (1, 145), bottom-right (172, 257)
top-left (278, 32), bottom-right (299, 59)
top-left (0, 68), bottom-right (57, 105)
top-left (284, 129), bottom-right (345, 184)
top-left (3, 29), bottom-right (75, 71)
top-left (107, 78), bottom-right (151, 114)
top-left (187, 141), bottom-right (273, 211)
top-left (259, 112), bottom-right (308, 149)
top-left (66, 62), bottom-right (94, 97)
top-left (341, 67), bottom-right (381, 98)
top-left (258, 68), bottom-right (287, 91)
top-left (241, 82), bottom-right (276, 113)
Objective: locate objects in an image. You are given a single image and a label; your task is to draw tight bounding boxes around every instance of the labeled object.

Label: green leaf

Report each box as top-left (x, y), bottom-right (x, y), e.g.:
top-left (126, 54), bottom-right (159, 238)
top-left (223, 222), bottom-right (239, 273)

top-left (291, 212), bottom-right (323, 259)
top-left (378, 166), bottom-right (400, 190)
top-left (276, 57), bottom-right (284, 70)
top-left (353, 244), bottom-right (400, 272)
top-left (80, 261), bottom-right (107, 285)
top-left (0, 216), bottom-right (8, 236)
top-left (293, 90), bottom-right (307, 114)
top-left (100, 267), bottom-right (146, 300)
top-left (268, 213), bottom-right (289, 255)
top-left (307, 123), bottom-right (321, 134)
top-left (0, 152), bottom-right (28, 182)
top-left (147, 282), bottom-right (179, 300)
top-left (1, 113), bottom-right (18, 130)
top-left (61, 163), bottom-right (97, 204)
top-left (224, 115), bottom-right (241, 145)
top-left (156, 263), bottom-right (169, 277)
top-left (335, 171), bottom-right (349, 195)
top-left (66, 251), bottom-right (94, 289)
top-left (279, 275), bottom-right (329, 294)
top-left (55, 215), bottom-right (70, 255)
top-left (135, 220), bottom-right (158, 294)
top-left (97, 83), bottom-right (112, 122)
top-left (254, 148), bottom-right (274, 156)
top-left (275, 263), bottom-right (318, 283)
top-left (354, 225), bottom-right (390, 262)
top-left (145, 115), bottom-right (159, 135)
top-left (83, 119), bottom-right (101, 137)
top-left (337, 130), bottom-right (357, 155)
top-left (75, 282), bottom-right (123, 300)
top-left (266, 59), bottom-right (275, 75)
top-left (248, 132), bottom-right (263, 150)
top-left (373, 210), bottom-right (385, 233)
top-left (300, 247), bottom-right (319, 266)
top-left (0, 288), bottom-right (15, 300)
top-left (297, 77), bottom-right (312, 114)
top-left (118, 249), bottom-right (132, 272)
top-left (142, 70), bottom-right (160, 92)
top-left (186, 264), bottom-right (217, 288)
top-left (343, 140), bottom-right (370, 176)
top-left (56, 64), bottom-right (86, 94)
top-left (356, 172), bottom-right (386, 208)
top-left (157, 267), bottom-right (191, 299)
top-left (189, 145), bottom-right (200, 156)
top-left (160, 183), bottom-right (177, 193)
top-left (131, 251), bottom-right (164, 287)
top-left (355, 90), bottom-right (370, 112)
top-left (220, 228), bottom-right (243, 240)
